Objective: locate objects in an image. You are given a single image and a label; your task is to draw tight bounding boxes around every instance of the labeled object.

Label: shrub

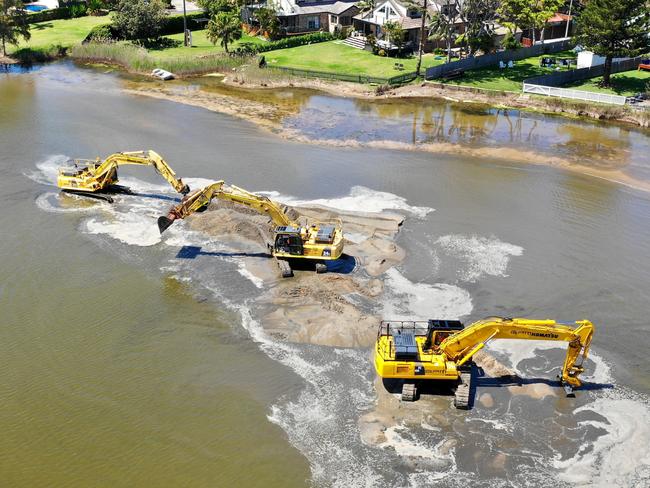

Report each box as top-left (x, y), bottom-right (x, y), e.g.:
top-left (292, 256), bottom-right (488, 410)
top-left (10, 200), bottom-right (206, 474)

top-left (69, 3), bottom-right (88, 18)
top-left (112, 0), bottom-right (167, 41)
top-left (229, 32), bottom-right (334, 56)
top-left (12, 45), bottom-right (67, 64)
top-left (158, 12), bottom-right (208, 36)
top-left (84, 23), bottom-right (118, 42)
top-left (502, 32), bottom-right (521, 51)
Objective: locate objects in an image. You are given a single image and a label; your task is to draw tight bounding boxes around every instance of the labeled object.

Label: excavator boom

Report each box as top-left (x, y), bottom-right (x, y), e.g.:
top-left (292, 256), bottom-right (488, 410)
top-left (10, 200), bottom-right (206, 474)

top-left (157, 181), bottom-right (345, 276)
top-left (158, 181), bottom-right (293, 234)
top-left (439, 317), bottom-right (594, 388)
top-left (374, 316), bottom-right (595, 407)
top-left (57, 150), bottom-right (190, 196)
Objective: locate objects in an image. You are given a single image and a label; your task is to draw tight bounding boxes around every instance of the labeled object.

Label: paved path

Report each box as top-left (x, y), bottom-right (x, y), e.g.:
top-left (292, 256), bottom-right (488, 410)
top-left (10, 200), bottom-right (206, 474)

top-left (170, 0), bottom-right (203, 13)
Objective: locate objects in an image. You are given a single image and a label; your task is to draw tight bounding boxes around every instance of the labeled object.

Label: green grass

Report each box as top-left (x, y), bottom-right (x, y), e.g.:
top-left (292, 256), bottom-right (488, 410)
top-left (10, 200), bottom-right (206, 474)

top-left (9, 15), bottom-right (111, 54)
top-left (562, 69), bottom-right (650, 96)
top-left (440, 50), bottom-right (577, 92)
top-left (263, 41), bottom-right (445, 77)
top-left (148, 30), bottom-right (267, 59)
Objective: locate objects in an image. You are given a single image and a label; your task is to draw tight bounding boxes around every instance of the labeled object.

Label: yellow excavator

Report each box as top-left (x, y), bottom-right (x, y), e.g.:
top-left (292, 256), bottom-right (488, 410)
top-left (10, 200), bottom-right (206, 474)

top-left (375, 316), bottom-right (594, 408)
top-left (57, 150), bottom-right (190, 202)
top-left (158, 181), bottom-right (344, 277)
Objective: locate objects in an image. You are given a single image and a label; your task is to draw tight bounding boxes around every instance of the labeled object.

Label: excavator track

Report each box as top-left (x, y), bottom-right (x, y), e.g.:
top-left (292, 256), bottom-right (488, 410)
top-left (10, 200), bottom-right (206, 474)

top-left (401, 383), bottom-right (417, 402)
top-left (277, 259), bottom-right (293, 278)
top-left (454, 366), bottom-right (473, 410)
top-left (63, 190), bottom-right (114, 203)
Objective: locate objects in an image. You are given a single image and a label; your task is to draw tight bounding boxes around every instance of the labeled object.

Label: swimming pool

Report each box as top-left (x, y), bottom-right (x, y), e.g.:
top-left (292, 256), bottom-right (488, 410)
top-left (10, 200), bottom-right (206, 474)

top-left (24, 4), bottom-right (48, 11)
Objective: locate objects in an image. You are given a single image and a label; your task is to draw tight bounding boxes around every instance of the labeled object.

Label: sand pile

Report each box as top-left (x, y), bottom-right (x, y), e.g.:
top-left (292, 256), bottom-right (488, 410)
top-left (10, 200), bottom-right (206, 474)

top-left (184, 199), bottom-right (406, 347)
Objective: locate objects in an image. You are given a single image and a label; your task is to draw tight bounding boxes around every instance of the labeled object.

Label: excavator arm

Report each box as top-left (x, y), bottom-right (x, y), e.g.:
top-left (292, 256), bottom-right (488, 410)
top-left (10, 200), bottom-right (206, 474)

top-left (94, 151), bottom-right (190, 194)
top-left (57, 150), bottom-right (189, 195)
top-left (438, 317), bottom-right (594, 389)
top-left (157, 181), bottom-right (292, 233)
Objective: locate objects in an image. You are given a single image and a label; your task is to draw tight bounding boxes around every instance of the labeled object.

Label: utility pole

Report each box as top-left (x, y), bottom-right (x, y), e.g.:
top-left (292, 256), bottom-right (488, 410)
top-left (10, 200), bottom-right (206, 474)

top-left (183, 0), bottom-right (188, 47)
top-left (564, 0), bottom-right (573, 39)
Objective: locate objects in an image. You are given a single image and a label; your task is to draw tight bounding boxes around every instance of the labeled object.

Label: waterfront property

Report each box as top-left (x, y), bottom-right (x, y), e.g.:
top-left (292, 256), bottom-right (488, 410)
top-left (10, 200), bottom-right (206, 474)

top-left (264, 39), bottom-right (444, 77)
top-left (275, 0), bottom-right (360, 34)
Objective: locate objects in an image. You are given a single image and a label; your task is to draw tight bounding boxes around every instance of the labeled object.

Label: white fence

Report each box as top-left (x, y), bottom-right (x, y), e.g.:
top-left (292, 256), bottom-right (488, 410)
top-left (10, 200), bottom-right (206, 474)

top-left (523, 83), bottom-right (627, 105)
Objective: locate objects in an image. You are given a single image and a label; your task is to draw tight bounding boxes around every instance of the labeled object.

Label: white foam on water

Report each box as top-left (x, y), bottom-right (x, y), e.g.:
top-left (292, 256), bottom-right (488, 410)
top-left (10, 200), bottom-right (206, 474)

top-left (261, 186), bottom-right (434, 218)
top-left (487, 340), bottom-right (562, 377)
top-left (26, 155), bottom-right (70, 186)
top-left (380, 425), bottom-right (456, 463)
top-left (471, 418), bottom-right (511, 432)
top-left (435, 234), bottom-right (523, 282)
top-left (236, 262), bottom-right (264, 289)
top-left (35, 192), bottom-right (109, 214)
top-left (85, 211), bottom-right (162, 247)
top-left (487, 339), bottom-right (613, 385)
top-left (382, 267), bottom-right (473, 320)
top-left (553, 397), bottom-right (650, 487)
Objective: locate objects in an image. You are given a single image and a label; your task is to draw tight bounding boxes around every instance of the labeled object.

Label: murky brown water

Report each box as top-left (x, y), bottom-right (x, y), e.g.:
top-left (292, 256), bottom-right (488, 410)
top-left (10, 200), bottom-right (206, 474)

top-left (2, 61), bottom-right (650, 487)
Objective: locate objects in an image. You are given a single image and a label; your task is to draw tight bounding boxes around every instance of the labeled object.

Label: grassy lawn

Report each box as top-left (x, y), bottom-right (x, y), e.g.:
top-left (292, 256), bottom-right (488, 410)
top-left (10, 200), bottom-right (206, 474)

top-left (440, 50), bottom-right (577, 92)
top-left (562, 69), bottom-right (650, 96)
top-left (148, 30), bottom-right (267, 59)
top-left (9, 15), bottom-right (111, 54)
top-left (264, 41), bottom-right (445, 78)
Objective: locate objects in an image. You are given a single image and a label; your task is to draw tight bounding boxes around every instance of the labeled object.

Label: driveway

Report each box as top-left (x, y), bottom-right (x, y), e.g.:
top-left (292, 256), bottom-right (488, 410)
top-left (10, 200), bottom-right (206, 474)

top-left (169, 0), bottom-right (203, 12)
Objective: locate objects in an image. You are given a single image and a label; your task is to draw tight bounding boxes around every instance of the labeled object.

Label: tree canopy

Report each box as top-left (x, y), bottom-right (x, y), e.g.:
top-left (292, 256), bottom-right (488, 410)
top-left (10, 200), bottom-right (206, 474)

top-left (0, 0), bottom-right (30, 57)
top-left (575, 0), bottom-right (650, 85)
top-left (497, 0), bottom-right (563, 43)
top-left (206, 10), bottom-right (242, 53)
top-left (112, 0), bottom-right (167, 41)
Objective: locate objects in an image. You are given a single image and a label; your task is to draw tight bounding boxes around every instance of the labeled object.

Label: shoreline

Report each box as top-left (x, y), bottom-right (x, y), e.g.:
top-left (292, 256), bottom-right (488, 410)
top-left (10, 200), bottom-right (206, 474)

top-left (124, 81), bottom-right (650, 195)
top-left (64, 53), bottom-right (650, 127)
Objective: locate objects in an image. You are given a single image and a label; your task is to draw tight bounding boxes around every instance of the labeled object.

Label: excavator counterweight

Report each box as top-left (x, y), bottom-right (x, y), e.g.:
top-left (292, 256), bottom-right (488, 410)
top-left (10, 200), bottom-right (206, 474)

top-left (375, 317), bottom-right (594, 409)
top-left (57, 150), bottom-right (190, 199)
top-left (158, 181), bottom-right (344, 277)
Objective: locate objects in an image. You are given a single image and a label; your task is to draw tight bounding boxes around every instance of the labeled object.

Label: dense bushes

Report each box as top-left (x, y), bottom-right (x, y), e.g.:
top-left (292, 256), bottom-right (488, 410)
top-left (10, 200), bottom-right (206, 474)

top-left (231, 32), bottom-right (334, 56)
top-left (25, 2), bottom-right (88, 23)
top-left (158, 12), bottom-right (207, 36)
top-left (84, 23), bottom-right (118, 42)
top-left (11, 45), bottom-right (68, 63)
top-left (84, 12), bottom-right (206, 43)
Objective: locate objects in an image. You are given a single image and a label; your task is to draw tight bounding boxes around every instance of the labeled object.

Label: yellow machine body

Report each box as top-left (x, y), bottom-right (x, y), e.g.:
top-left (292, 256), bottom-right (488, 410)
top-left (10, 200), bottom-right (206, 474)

top-left (158, 181), bottom-right (345, 265)
top-left (375, 317), bottom-right (594, 388)
top-left (57, 150), bottom-right (189, 195)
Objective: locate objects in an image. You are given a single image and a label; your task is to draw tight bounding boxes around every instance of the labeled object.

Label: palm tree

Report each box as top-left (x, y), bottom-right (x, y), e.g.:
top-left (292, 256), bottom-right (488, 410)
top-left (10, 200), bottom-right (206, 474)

top-left (206, 11), bottom-right (242, 53)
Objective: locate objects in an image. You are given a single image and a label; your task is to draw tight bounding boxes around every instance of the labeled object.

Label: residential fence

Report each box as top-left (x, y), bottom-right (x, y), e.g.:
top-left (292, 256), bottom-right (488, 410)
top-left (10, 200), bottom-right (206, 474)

top-left (522, 84), bottom-right (627, 105)
top-left (522, 55), bottom-right (649, 105)
top-left (425, 39), bottom-right (573, 80)
top-left (523, 55), bottom-right (648, 87)
top-left (270, 66), bottom-right (418, 85)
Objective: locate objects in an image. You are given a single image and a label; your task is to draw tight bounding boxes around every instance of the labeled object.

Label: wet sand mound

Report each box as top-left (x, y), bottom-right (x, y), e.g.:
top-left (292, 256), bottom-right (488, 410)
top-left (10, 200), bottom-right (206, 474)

top-left (183, 199), bottom-right (406, 347)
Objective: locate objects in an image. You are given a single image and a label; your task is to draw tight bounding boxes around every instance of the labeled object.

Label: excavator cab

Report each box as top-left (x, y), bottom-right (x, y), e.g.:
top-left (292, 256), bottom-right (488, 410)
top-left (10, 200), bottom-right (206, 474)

top-left (273, 228), bottom-right (304, 256)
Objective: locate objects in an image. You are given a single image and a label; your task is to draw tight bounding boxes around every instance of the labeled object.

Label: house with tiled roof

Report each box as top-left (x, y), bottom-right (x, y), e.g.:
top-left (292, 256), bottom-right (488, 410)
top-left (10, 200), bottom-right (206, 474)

top-left (275, 0), bottom-right (360, 34)
top-left (351, 0), bottom-right (462, 51)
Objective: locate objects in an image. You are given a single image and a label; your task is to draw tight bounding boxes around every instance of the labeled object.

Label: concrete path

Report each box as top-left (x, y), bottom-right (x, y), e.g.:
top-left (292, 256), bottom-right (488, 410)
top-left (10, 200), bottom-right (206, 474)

top-left (169, 0), bottom-right (203, 13)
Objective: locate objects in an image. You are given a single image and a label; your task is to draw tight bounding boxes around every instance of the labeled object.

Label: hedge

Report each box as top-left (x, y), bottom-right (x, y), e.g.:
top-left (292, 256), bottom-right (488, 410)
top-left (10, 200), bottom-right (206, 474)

top-left (84, 23), bottom-right (118, 43)
top-left (159, 12), bottom-right (209, 36)
top-left (231, 32), bottom-right (334, 56)
top-left (25, 2), bottom-right (87, 23)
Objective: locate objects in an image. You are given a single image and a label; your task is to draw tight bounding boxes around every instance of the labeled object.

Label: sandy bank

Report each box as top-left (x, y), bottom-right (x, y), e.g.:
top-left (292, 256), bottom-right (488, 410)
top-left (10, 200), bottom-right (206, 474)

top-left (186, 198), bottom-right (406, 348)
top-left (124, 82), bottom-right (650, 194)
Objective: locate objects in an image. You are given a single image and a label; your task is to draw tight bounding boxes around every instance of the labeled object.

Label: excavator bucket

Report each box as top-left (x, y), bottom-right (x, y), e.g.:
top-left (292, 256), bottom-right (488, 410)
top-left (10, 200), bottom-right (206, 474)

top-left (158, 216), bottom-right (175, 234)
top-left (179, 182), bottom-right (190, 195)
